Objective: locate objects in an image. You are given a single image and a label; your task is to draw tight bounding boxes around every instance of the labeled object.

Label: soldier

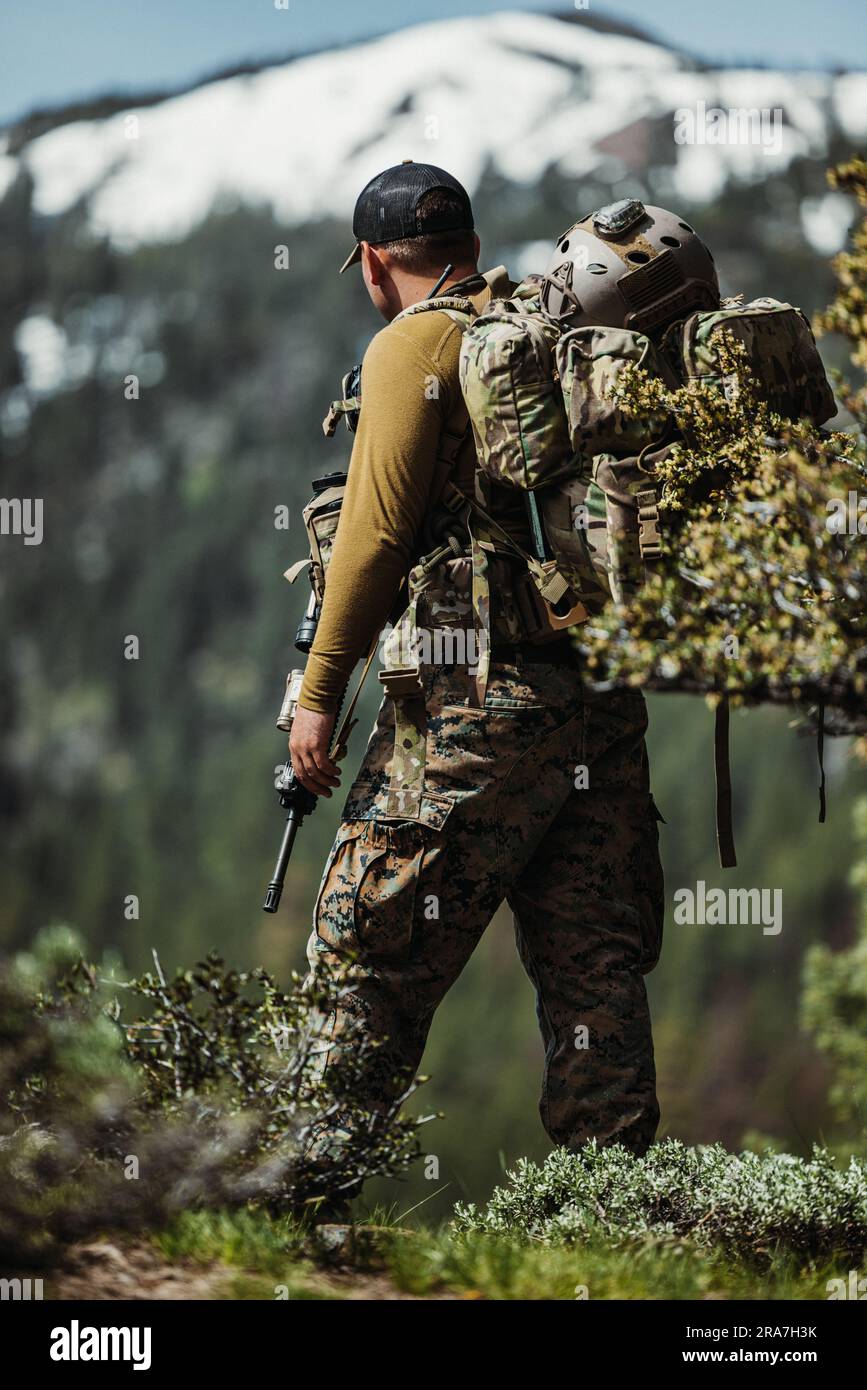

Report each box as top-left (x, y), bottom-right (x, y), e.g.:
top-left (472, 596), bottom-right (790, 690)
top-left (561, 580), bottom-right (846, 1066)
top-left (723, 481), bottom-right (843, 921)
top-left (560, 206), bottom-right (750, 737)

top-left (290, 161), bottom-right (665, 1187)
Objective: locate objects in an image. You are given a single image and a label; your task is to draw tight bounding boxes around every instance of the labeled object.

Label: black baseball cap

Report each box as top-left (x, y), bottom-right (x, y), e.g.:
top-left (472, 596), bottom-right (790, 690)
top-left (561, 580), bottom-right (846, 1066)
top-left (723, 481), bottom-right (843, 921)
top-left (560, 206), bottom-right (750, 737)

top-left (338, 159), bottom-right (474, 273)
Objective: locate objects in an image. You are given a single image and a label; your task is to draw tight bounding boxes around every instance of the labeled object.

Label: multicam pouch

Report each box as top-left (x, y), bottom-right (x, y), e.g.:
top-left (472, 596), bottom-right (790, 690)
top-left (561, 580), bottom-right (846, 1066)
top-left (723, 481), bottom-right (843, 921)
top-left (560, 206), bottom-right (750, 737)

top-left (671, 296), bottom-right (837, 428)
top-left (284, 474), bottom-right (347, 604)
top-left (458, 277), bottom-right (573, 491)
top-left (556, 324), bottom-right (679, 460)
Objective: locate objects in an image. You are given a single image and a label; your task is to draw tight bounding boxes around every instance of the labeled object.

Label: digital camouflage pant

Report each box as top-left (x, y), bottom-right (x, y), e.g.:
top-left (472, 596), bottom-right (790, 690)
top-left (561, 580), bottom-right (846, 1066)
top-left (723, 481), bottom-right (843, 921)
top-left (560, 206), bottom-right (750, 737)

top-left (306, 660), bottom-right (664, 1155)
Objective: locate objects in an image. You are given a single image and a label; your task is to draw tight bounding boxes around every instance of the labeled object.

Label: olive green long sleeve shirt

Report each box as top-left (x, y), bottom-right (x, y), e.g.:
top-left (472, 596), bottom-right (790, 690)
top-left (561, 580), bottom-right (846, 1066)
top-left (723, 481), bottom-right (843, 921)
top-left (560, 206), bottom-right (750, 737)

top-left (299, 266), bottom-right (513, 714)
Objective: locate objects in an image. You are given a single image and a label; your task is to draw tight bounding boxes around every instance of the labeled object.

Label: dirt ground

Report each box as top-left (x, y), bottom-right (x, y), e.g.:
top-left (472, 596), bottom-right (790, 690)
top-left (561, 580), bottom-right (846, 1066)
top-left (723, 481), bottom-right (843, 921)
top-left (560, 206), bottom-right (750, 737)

top-left (40, 1238), bottom-right (458, 1301)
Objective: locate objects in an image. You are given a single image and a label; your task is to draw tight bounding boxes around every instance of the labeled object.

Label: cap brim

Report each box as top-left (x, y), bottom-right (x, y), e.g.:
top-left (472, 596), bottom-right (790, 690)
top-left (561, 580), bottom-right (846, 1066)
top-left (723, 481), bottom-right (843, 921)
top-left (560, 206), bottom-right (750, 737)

top-left (338, 242), bottom-right (362, 274)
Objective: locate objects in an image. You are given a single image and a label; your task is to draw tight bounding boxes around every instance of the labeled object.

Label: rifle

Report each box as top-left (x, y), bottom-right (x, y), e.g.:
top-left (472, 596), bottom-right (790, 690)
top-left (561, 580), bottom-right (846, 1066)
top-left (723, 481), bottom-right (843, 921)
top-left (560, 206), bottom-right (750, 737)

top-left (261, 690), bottom-right (318, 914)
top-left (262, 628), bottom-right (376, 913)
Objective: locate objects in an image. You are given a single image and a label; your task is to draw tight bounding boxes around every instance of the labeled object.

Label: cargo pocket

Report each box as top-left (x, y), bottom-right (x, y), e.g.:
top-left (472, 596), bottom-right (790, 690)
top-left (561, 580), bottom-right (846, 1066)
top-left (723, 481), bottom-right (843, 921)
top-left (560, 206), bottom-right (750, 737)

top-left (314, 794), bottom-right (453, 967)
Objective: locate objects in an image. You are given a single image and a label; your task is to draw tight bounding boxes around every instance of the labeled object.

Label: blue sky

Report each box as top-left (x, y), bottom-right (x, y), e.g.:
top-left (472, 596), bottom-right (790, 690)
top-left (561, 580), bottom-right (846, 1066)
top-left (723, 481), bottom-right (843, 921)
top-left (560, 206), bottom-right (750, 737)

top-left (1, 0), bottom-right (865, 126)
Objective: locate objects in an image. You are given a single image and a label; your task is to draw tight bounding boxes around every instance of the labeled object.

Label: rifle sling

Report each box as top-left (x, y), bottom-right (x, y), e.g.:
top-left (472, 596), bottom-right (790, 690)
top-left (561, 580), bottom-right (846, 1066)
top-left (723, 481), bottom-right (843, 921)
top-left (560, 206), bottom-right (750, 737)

top-left (330, 637), bottom-right (379, 762)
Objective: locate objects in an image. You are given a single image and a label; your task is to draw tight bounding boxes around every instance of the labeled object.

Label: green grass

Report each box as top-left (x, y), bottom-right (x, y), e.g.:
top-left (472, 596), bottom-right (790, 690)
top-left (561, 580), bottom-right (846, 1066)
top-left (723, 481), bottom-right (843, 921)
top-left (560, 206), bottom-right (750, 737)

top-left (147, 1207), bottom-right (859, 1301)
top-left (386, 1228), bottom-right (850, 1300)
top-left (153, 1208), bottom-right (307, 1279)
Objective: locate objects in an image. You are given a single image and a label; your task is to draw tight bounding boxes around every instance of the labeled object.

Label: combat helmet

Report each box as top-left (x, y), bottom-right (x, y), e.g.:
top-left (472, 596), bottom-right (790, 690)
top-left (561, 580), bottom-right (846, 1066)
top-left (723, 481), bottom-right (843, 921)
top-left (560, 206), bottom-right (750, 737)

top-left (540, 198), bottom-right (720, 337)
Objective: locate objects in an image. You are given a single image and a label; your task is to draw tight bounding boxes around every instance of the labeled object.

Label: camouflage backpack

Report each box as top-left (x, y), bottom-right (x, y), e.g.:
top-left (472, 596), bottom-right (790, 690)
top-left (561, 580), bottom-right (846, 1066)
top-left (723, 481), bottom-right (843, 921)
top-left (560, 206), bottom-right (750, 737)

top-left (459, 280), bottom-right (836, 611)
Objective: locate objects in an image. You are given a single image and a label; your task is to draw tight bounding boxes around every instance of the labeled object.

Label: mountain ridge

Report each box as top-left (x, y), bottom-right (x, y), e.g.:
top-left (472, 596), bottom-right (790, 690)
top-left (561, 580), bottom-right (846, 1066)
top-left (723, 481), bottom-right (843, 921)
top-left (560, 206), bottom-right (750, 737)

top-left (1, 9), bottom-right (865, 253)
top-left (3, 10), bottom-right (676, 149)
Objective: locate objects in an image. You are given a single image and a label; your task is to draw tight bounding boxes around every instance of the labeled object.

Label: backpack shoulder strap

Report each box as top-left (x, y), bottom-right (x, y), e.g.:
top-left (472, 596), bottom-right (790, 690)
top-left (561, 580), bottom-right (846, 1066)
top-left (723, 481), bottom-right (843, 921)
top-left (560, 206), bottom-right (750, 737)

top-left (393, 294), bottom-right (478, 329)
top-left (479, 264), bottom-right (513, 298)
top-left (391, 295), bottom-right (480, 503)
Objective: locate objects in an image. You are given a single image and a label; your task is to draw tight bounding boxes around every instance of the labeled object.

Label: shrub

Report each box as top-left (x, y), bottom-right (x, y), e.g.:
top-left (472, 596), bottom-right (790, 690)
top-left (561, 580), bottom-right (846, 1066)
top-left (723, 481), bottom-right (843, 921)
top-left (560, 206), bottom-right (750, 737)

top-left (453, 1140), bottom-right (867, 1264)
top-left (578, 156), bottom-right (867, 729)
top-left (0, 928), bottom-right (431, 1265)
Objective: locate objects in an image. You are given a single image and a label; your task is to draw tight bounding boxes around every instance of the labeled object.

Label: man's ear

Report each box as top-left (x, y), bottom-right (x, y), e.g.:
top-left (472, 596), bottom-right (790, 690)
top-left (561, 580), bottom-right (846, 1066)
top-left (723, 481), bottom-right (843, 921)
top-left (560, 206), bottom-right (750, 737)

top-left (473, 232), bottom-right (480, 262)
top-left (361, 241), bottom-right (386, 286)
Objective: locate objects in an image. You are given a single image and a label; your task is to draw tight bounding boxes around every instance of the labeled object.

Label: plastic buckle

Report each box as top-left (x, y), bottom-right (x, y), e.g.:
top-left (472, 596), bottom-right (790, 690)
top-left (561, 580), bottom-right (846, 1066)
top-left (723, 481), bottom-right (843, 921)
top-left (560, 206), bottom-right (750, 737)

top-left (636, 489), bottom-right (662, 560)
top-left (378, 666), bottom-right (424, 700)
top-left (439, 482), bottom-right (468, 516)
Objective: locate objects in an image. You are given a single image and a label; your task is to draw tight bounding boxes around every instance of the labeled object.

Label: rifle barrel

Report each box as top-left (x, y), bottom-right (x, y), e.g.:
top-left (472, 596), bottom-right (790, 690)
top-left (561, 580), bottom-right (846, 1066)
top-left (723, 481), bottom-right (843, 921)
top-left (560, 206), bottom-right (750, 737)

top-left (262, 810), bottom-right (302, 913)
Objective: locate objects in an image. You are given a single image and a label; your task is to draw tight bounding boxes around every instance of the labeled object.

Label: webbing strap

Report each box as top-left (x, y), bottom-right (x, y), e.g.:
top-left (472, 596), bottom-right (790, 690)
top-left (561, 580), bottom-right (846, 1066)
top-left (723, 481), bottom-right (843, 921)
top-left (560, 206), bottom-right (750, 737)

top-left (817, 701), bottom-right (827, 825)
top-left (429, 416), bottom-right (472, 511)
top-left (322, 396), bottom-right (362, 438)
top-left (440, 478), bottom-right (582, 703)
top-left (385, 688), bottom-right (427, 819)
top-left (714, 698), bottom-right (737, 869)
top-left (469, 517), bottom-right (493, 708)
top-left (379, 592), bottom-right (427, 819)
top-left (441, 480), bottom-right (573, 602)
top-left (392, 294), bottom-right (477, 326)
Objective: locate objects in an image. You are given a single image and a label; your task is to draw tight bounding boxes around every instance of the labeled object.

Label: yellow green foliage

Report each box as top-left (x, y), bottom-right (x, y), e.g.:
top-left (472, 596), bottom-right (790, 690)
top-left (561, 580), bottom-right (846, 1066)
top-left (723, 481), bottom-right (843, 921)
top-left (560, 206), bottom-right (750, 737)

top-left (579, 159), bottom-right (867, 727)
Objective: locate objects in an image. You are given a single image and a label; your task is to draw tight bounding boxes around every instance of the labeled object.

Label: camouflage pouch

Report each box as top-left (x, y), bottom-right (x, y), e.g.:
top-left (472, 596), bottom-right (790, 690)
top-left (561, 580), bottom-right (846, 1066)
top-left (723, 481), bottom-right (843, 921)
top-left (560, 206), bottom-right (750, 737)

top-left (284, 364), bottom-right (363, 601)
top-left (553, 326), bottom-right (678, 606)
top-left (537, 475), bottom-right (611, 612)
top-left (673, 297), bottom-right (836, 427)
top-left (592, 444), bottom-right (674, 604)
top-left (556, 324), bottom-right (678, 460)
top-left (284, 477), bottom-right (346, 604)
top-left (458, 277), bottom-right (574, 490)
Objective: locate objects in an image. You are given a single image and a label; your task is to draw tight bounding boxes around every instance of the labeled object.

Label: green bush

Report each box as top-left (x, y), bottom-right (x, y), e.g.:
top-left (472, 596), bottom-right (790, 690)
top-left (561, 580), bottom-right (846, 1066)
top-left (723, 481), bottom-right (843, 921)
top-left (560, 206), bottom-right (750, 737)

top-left (454, 1140), bottom-right (867, 1264)
top-left (0, 928), bottom-right (431, 1265)
top-left (578, 157), bottom-right (867, 725)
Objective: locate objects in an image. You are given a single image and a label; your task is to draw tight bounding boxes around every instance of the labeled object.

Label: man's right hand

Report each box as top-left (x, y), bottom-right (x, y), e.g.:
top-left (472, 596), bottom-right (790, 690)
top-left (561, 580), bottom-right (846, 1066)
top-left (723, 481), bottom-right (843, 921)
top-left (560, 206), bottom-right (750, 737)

top-left (289, 705), bottom-right (341, 797)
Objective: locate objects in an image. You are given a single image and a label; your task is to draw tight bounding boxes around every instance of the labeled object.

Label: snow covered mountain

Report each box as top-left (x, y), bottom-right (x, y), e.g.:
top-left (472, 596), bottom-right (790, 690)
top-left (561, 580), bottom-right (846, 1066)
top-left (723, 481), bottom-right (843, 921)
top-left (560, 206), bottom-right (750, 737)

top-left (1, 10), bottom-right (865, 251)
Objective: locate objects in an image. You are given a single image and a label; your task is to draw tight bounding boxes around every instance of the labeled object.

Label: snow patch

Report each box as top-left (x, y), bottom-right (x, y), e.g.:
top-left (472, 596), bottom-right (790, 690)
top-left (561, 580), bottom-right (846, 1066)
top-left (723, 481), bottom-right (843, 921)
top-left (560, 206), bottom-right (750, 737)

top-left (6, 12), bottom-right (867, 250)
top-left (14, 315), bottom-right (69, 394)
top-left (801, 191), bottom-right (855, 255)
